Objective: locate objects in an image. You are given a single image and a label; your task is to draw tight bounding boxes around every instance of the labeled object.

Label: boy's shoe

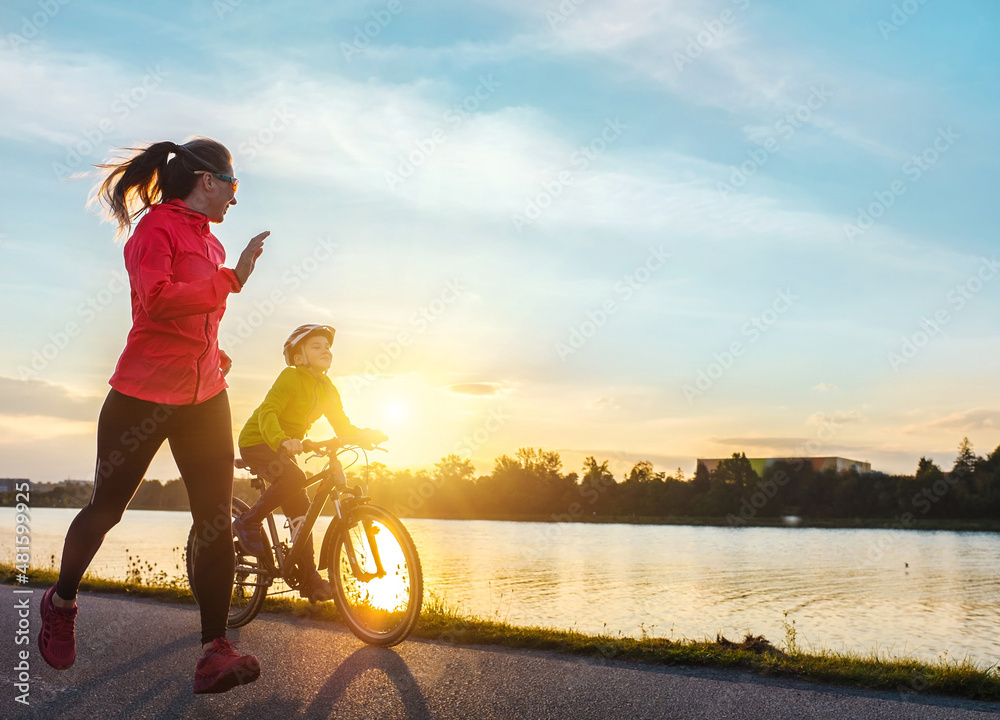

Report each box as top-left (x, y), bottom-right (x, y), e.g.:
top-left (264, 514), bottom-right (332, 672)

top-left (39, 585), bottom-right (78, 670)
top-left (193, 638), bottom-right (261, 694)
top-left (232, 513), bottom-right (267, 557)
top-left (299, 571), bottom-right (333, 603)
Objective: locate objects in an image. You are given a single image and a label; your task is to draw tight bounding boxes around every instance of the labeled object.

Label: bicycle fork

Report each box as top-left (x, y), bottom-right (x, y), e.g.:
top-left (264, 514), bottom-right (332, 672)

top-left (342, 519), bottom-right (386, 583)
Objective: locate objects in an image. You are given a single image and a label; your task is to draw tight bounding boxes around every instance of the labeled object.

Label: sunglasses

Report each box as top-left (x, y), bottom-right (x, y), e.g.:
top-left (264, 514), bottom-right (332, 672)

top-left (195, 171), bottom-right (239, 191)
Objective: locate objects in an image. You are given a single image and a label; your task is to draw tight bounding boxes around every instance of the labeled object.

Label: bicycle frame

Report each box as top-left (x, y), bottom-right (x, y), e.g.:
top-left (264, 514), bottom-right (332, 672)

top-left (246, 445), bottom-right (388, 588)
top-left (202, 437), bottom-right (422, 645)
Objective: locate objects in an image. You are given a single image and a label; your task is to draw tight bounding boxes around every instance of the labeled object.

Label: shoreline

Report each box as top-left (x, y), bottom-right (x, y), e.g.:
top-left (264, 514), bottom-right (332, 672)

top-left (4, 562), bottom-right (998, 702)
top-left (7, 505), bottom-right (1000, 532)
top-left (413, 514), bottom-right (1000, 532)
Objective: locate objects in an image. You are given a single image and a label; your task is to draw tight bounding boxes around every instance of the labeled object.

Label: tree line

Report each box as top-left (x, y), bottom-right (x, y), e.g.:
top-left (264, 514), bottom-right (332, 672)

top-left (8, 438), bottom-right (999, 523)
top-left (363, 438), bottom-right (1000, 523)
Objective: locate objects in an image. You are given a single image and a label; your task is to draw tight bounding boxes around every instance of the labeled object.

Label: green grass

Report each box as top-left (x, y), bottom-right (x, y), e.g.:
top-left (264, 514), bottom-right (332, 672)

top-left (5, 562), bottom-right (998, 703)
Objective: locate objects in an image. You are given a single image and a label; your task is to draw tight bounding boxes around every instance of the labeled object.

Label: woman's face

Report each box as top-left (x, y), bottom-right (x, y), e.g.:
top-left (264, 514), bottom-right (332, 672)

top-left (202, 163), bottom-right (238, 223)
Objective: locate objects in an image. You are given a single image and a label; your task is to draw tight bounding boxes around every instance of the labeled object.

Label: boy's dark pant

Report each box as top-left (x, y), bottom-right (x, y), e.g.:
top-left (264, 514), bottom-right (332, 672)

top-left (239, 443), bottom-right (311, 520)
top-left (238, 443), bottom-right (318, 576)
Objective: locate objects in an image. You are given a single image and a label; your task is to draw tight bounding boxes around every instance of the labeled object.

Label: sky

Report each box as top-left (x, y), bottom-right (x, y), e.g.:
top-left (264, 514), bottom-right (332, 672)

top-left (1, 0), bottom-right (998, 484)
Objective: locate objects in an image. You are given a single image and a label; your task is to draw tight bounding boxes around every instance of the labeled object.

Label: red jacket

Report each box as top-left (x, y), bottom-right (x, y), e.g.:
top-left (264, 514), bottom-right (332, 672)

top-left (109, 199), bottom-right (242, 405)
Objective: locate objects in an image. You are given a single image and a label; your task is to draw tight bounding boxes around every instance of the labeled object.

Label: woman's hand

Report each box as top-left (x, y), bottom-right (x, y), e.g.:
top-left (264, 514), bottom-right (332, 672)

top-left (234, 231), bottom-right (269, 286)
top-left (280, 438), bottom-right (303, 455)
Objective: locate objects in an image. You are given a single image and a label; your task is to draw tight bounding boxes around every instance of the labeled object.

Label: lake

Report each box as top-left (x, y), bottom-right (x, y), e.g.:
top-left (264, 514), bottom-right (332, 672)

top-left (4, 507), bottom-right (999, 665)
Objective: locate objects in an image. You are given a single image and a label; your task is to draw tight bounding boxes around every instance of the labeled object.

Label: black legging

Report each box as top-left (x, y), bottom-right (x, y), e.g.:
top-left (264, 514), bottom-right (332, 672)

top-left (56, 389), bottom-right (236, 645)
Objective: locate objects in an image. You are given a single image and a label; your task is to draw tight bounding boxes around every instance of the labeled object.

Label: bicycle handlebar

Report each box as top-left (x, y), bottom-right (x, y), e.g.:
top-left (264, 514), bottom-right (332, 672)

top-left (302, 438), bottom-right (387, 455)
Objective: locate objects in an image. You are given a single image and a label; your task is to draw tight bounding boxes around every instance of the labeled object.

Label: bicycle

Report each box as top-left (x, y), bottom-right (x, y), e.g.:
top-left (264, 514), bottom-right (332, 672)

top-left (185, 438), bottom-right (423, 647)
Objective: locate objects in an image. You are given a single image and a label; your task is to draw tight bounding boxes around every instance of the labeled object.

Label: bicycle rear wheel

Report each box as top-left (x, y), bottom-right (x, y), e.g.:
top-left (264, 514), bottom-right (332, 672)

top-left (185, 497), bottom-right (269, 628)
top-left (328, 504), bottom-right (422, 646)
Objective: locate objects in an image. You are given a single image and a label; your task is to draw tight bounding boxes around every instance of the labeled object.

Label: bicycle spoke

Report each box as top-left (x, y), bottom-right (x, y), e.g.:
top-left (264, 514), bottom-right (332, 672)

top-left (187, 497), bottom-right (269, 628)
top-left (330, 505), bottom-right (422, 646)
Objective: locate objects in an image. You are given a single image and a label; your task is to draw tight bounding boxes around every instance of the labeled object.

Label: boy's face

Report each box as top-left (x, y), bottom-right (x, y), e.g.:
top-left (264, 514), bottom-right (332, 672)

top-left (295, 335), bottom-right (333, 372)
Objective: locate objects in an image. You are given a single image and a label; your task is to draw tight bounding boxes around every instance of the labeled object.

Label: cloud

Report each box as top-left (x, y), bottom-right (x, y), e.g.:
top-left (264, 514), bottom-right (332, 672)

top-left (805, 410), bottom-right (864, 426)
top-left (0, 51), bottom-right (120, 146)
top-left (288, 296), bottom-right (336, 320)
top-left (388, 0), bottom-right (925, 166)
top-left (0, 43), bottom-right (870, 259)
top-left (0, 415), bottom-right (94, 443)
top-left (434, 1), bottom-right (806, 117)
top-left (902, 409), bottom-right (1000, 435)
top-left (708, 436), bottom-right (810, 452)
top-left (446, 382), bottom-right (505, 396)
top-left (40, 21), bottom-right (826, 252)
top-left (0, 376), bottom-right (103, 421)
top-left (812, 382), bottom-right (838, 392)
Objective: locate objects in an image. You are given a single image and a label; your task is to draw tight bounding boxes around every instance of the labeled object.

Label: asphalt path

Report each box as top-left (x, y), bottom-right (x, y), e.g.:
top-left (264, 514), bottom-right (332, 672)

top-left (2, 585), bottom-right (998, 720)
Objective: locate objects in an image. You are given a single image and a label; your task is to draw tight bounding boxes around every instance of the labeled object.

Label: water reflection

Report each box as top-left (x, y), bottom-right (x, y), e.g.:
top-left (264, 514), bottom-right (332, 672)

top-left (405, 520), bottom-right (1000, 665)
top-left (5, 509), bottom-right (1000, 665)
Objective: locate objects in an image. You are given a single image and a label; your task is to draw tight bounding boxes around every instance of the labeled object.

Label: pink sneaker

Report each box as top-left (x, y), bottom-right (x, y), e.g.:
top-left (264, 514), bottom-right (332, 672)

top-left (193, 638), bottom-right (261, 694)
top-left (38, 585), bottom-right (78, 670)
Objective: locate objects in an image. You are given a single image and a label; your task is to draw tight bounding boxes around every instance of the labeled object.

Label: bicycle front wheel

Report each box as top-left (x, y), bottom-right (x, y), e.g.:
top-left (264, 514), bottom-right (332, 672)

top-left (186, 497), bottom-right (269, 628)
top-left (328, 504), bottom-right (422, 646)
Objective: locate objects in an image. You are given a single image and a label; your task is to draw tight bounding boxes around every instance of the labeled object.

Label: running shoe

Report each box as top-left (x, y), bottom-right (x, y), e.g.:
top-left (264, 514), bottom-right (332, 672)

top-left (193, 638), bottom-right (261, 694)
top-left (38, 585), bottom-right (77, 670)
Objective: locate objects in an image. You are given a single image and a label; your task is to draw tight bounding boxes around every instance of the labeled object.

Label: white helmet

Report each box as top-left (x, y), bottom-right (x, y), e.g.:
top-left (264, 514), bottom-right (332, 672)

top-left (282, 324), bottom-right (335, 366)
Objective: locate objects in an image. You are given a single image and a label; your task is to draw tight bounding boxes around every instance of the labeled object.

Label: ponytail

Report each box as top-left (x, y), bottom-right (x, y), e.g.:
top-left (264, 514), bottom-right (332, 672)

top-left (93, 137), bottom-right (232, 237)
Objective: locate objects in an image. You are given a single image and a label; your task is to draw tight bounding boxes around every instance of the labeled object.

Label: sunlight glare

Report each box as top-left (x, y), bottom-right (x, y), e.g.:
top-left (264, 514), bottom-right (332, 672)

top-left (384, 400), bottom-right (408, 424)
top-left (348, 522), bottom-right (409, 612)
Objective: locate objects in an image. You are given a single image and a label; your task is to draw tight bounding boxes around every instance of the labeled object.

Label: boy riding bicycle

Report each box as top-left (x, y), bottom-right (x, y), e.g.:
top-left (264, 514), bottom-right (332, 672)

top-left (234, 323), bottom-right (386, 602)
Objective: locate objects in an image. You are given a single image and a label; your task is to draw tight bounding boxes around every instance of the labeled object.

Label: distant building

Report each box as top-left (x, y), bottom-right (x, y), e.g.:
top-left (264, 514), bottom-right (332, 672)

top-left (0, 478), bottom-right (29, 493)
top-left (696, 457), bottom-right (872, 476)
top-left (34, 480), bottom-right (92, 494)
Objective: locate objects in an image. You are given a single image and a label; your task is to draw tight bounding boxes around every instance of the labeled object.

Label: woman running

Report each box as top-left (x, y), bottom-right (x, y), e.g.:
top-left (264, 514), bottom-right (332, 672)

top-left (37, 137), bottom-right (269, 694)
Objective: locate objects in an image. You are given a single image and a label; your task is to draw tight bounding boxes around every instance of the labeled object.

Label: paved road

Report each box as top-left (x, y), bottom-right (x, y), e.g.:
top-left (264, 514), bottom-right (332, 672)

top-left (3, 585), bottom-right (998, 719)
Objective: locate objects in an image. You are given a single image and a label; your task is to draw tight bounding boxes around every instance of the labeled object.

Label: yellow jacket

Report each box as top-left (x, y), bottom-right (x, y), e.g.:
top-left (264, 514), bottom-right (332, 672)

top-left (238, 366), bottom-right (361, 451)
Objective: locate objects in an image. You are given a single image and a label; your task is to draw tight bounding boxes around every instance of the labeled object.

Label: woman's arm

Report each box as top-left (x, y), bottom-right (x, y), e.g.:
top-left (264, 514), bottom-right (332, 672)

top-left (130, 226), bottom-right (242, 321)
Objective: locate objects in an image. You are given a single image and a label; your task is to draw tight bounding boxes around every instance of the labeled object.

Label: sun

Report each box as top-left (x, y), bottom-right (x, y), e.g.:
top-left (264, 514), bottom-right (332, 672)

top-left (384, 400), bottom-right (409, 424)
